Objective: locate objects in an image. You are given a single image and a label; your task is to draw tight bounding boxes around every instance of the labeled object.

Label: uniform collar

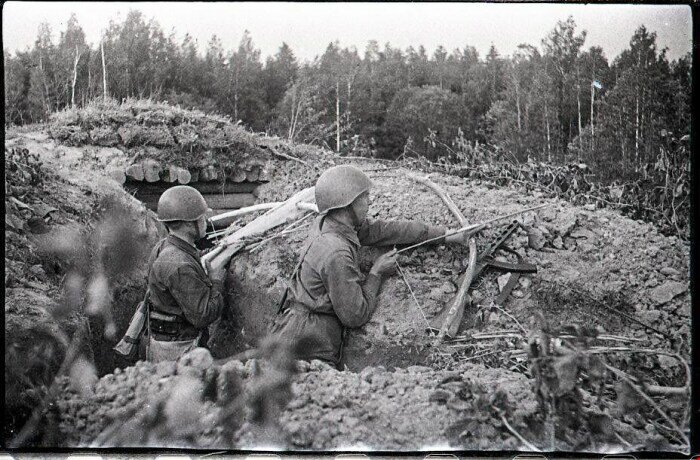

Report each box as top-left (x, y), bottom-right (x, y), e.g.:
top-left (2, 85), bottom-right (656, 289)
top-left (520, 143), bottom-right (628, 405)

top-left (320, 215), bottom-right (360, 247)
top-left (166, 234), bottom-right (200, 259)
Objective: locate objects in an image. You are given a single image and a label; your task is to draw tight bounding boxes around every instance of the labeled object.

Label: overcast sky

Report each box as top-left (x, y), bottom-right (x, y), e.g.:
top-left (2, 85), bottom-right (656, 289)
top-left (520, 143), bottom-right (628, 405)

top-left (3, 2), bottom-right (692, 63)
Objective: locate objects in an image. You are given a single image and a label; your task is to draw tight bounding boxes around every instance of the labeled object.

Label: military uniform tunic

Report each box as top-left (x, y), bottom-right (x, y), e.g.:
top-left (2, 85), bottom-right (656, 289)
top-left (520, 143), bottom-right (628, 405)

top-left (146, 235), bottom-right (224, 357)
top-left (271, 215), bottom-right (446, 366)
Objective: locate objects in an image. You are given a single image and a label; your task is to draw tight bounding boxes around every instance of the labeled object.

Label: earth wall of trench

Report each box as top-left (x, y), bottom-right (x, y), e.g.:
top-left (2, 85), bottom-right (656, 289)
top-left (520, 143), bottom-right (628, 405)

top-left (215, 162), bottom-right (691, 372)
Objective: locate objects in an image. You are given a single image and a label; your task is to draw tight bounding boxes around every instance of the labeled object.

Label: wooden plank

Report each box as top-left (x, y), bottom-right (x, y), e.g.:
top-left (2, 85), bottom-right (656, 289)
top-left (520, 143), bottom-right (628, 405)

top-left (143, 159), bottom-right (162, 182)
top-left (246, 167), bottom-right (261, 182)
top-left (206, 206), bottom-right (277, 229)
top-left (162, 165), bottom-right (179, 183)
top-left (209, 202), bottom-right (281, 224)
top-left (200, 165), bottom-right (219, 182)
top-left (201, 193), bottom-right (257, 209)
top-left (258, 166), bottom-right (271, 182)
top-left (201, 186), bottom-right (316, 265)
top-left (109, 168), bottom-right (126, 184)
top-left (230, 167), bottom-right (247, 183)
top-left (125, 163), bottom-right (145, 182)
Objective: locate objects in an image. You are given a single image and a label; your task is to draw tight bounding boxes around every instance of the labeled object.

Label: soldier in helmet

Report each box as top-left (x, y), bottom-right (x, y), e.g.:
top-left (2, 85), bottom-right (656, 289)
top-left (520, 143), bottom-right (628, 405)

top-left (145, 185), bottom-right (234, 362)
top-left (270, 165), bottom-right (479, 368)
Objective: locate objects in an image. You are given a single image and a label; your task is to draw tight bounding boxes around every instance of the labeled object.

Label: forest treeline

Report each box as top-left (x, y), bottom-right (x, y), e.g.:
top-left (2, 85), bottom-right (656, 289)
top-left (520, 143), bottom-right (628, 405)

top-left (4, 10), bottom-right (690, 187)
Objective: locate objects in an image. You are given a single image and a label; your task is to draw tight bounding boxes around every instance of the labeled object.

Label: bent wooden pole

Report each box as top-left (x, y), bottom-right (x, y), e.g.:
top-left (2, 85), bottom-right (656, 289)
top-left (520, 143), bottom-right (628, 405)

top-left (435, 237), bottom-right (477, 343)
top-left (209, 202), bottom-right (282, 224)
top-left (202, 186), bottom-right (316, 265)
top-left (408, 173), bottom-right (466, 225)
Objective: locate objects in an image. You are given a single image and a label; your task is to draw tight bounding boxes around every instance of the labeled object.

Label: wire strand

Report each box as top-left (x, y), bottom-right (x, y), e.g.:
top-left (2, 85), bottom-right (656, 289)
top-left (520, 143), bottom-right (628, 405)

top-left (395, 261), bottom-right (432, 331)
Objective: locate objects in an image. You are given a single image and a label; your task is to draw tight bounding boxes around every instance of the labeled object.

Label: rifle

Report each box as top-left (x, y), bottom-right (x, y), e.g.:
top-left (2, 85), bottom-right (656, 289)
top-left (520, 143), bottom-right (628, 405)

top-left (395, 203), bottom-right (548, 255)
top-left (429, 220), bottom-right (537, 338)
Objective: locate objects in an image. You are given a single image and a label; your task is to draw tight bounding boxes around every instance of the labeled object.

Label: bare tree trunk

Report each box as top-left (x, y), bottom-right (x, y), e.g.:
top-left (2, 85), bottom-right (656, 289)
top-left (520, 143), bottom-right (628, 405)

top-left (39, 53), bottom-right (51, 117)
top-left (634, 49), bottom-right (641, 174)
top-left (620, 107), bottom-right (626, 174)
top-left (335, 80), bottom-right (340, 153)
top-left (288, 86), bottom-right (296, 141)
top-left (233, 69), bottom-right (239, 121)
top-left (71, 46), bottom-right (82, 107)
top-left (101, 40), bottom-right (108, 100)
top-left (544, 97), bottom-right (551, 163)
top-left (590, 83), bottom-right (595, 151)
top-left (576, 81), bottom-right (582, 158)
top-left (635, 93), bottom-right (640, 174)
top-left (516, 81), bottom-right (521, 132)
top-left (347, 75), bottom-right (354, 124)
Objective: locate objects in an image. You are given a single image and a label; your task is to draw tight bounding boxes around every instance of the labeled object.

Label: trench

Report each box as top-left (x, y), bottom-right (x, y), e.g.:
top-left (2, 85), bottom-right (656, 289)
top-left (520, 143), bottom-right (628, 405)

top-left (211, 245), bottom-right (438, 372)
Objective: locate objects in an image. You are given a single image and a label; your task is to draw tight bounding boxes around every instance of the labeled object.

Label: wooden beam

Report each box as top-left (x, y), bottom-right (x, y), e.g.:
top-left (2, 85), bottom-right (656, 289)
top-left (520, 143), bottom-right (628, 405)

top-left (230, 168), bottom-right (247, 183)
top-left (177, 167), bottom-right (192, 184)
top-left (246, 167), bottom-right (261, 182)
top-left (125, 163), bottom-right (144, 182)
top-left (109, 168), bottom-right (126, 185)
top-left (208, 203), bottom-right (281, 228)
top-left (161, 165), bottom-right (179, 183)
top-left (202, 187), bottom-right (315, 264)
top-left (143, 159), bottom-right (161, 183)
top-left (435, 238), bottom-right (477, 342)
top-left (200, 165), bottom-right (219, 182)
top-left (408, 173), bottom-right (466, 225)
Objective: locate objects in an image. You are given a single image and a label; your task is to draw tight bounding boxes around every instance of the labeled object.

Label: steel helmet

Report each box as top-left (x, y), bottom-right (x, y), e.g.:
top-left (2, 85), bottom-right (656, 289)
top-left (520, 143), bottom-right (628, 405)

top-left (315, 165), bottom-right (373, 214)
top-left (157, 185), bottom-right (210, 222)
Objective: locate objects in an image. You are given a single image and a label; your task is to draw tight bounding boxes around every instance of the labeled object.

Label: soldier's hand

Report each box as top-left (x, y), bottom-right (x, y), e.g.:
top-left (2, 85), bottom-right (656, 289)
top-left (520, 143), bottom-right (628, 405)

top-left (370, 249), bottom-right (398, 276)
top-left (205, 257), bottom-right (228, 283)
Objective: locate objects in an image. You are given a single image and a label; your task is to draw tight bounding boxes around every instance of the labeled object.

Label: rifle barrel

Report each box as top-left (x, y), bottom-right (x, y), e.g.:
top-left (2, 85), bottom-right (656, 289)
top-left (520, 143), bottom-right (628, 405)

top-left (395, 203), bottom-right (548, 255)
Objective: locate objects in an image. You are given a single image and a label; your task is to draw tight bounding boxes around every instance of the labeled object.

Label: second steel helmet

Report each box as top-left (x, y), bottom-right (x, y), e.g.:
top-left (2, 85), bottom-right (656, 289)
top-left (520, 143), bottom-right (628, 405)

top-left (315, 165), bottom-right (373, 214)
top-left (157, 185), bottom-right (210, 222)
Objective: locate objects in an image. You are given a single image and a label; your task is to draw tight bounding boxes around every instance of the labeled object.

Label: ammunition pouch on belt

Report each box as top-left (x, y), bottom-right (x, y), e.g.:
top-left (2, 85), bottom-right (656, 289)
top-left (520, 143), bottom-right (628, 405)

top-left (149, 309), bottom-right (200, 342)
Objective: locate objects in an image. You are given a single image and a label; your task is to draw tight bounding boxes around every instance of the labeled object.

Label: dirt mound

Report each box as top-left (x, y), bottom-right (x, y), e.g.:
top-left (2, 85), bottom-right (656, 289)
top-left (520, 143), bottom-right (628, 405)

top-left (48, 98), bottom-right (271, 171)
top-left (50, 346), bottom-right (536, 450)
top-left (218, 163), bottom-right (689, 370)
top-left (4, 135), bottom-right (165, 444)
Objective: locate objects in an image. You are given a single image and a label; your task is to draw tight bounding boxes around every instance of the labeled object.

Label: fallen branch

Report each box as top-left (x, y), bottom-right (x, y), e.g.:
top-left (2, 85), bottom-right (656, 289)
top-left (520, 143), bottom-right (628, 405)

top-left (209, 202), bottom-right (281, 224)
top-left (586, 347), bottom-right (690, 390)
top-left (266, 145), bottom-right (312, 168)
top-left (487, 303), bottom-right (527, 335)
top-left (604, 363), bottom-right (689, 449)
top-left (247, 213), bottom-right (314, 253)
top-left (497, 410), bottom-right (541, 452)
top-left (202, 187), bottom-right (315, 265)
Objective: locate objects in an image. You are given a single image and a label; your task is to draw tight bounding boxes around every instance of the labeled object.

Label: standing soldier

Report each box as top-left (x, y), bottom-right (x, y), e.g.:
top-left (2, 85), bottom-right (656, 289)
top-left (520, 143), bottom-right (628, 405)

top-left (145, 185), bottom-right (234, 362)
top-left (270, 165), bottom-right (480, 368)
